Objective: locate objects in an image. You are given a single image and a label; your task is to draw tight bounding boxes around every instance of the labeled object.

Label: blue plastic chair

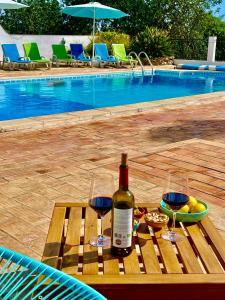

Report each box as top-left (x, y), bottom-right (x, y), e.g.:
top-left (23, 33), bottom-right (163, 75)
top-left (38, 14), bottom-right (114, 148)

top-left (70, 44), bottom-right (91, 64)
top-left (0, 246), bottom-right (106, 300)
top-left (2, 44), bottom-right (32, 70)
top-left (94, 43), bottom-right (118, 65)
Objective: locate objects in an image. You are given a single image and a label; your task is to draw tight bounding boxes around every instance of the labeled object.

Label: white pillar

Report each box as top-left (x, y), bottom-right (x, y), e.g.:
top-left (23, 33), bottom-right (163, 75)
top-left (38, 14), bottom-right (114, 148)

top-left (207, 36), bottom-right (217, 63)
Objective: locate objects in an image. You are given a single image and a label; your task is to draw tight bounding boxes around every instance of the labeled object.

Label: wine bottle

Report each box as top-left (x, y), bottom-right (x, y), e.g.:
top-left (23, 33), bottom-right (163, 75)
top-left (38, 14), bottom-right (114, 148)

top-left (111, 153), bottom-right (135, 257)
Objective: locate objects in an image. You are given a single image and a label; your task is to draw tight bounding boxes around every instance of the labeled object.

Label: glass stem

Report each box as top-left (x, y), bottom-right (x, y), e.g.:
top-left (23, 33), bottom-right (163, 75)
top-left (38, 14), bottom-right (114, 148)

top-left (171, 211), bottom-right (176, 233)
top-left (98, 216), bottom-right (105, 244)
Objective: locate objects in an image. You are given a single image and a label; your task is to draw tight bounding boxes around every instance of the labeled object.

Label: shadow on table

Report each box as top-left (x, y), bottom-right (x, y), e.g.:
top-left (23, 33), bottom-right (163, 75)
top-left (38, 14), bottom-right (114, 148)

top-left (42, 222), bottom-right (157, 269)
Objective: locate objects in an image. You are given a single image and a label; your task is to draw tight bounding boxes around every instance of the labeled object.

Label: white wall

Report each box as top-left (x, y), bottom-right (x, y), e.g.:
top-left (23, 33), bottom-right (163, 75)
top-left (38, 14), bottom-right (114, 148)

top-left (0, 25), bottom-right (91, 59)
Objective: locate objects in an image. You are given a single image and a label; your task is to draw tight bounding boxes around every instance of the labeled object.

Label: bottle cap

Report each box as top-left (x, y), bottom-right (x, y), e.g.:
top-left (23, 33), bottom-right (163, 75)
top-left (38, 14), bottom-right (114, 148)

top-left (121, 153), bottom-right (128, 166)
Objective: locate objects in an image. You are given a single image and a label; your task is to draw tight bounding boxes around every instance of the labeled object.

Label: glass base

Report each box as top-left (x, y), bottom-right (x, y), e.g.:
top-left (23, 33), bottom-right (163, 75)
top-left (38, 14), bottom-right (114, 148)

top-left (89, 235), bottom-right (111, 247)
top-left (161, 231), bottom-right (185, 242)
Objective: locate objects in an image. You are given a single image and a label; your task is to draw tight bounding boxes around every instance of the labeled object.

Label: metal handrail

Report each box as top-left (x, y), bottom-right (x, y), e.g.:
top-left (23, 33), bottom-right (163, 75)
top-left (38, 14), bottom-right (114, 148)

top-left (138, 51), bottom-right (154, 76)
top-left (128, 51), bottom-right (145, 75)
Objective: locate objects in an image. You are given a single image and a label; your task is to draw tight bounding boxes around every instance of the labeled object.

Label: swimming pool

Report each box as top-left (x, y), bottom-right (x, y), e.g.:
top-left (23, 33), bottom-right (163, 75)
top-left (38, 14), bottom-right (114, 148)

top-left (1, 70), bottom-right (225, 121)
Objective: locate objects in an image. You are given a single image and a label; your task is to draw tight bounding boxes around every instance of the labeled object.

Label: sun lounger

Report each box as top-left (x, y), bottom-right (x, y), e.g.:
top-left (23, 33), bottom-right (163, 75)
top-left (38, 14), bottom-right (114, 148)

top-left (23, 42), bottom-right (51, 69)
top-left (112, 43), bottom-right (137, 67)
top-left (214, 65), bottom-right (225, 71)
top-left (176, 63), bottom-right (225, 71)
top-left (176, 64), bottom-right (204, 70)
top-left (52, 44), bottom-right (77, 67)
top-left (1, 43), bottom-right (33, 70)
top-left (70, 43), bottom-right (91, 65)
top-left (94, 43), bottom-right (119, 66)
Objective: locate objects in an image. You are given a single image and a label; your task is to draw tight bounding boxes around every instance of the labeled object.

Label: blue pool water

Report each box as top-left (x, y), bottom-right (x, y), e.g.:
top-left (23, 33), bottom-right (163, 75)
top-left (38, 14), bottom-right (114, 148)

top-left (1, 70), bottom-right (225, 121)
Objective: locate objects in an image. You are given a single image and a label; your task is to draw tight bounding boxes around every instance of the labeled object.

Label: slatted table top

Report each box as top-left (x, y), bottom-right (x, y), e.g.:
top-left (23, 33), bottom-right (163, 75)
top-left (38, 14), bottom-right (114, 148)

top-left (42, 202), bottom-right (225, 298)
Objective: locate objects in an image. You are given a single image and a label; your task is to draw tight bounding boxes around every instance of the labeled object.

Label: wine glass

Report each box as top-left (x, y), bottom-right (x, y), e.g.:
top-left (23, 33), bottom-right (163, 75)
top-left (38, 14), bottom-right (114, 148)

top-left (161, 170), bottom-right (189, 242)
top-left (89, 173), bottom-right (114, 247)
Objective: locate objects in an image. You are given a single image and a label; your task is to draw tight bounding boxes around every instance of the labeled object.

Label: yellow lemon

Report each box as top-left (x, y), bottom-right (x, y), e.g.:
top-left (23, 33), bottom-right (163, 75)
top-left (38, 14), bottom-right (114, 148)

top-left (188, 196), bottom-right (198, 210)
top-left (178, 204), bottom-right (190, 213)
top-left (192, 203), bottom-right (206, 213)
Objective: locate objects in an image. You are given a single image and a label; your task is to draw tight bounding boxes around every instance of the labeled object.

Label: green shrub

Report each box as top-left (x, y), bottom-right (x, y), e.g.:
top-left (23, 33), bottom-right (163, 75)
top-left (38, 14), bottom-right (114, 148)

top-left (86, 31), bottom-right (131, 55)
top-left (131, 26), bottom-right (173, 58)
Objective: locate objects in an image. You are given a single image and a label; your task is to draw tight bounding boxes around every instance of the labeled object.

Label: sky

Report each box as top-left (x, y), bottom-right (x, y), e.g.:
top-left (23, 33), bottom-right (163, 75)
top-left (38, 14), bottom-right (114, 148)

top-left (214, 2), bottom-right (225, 19)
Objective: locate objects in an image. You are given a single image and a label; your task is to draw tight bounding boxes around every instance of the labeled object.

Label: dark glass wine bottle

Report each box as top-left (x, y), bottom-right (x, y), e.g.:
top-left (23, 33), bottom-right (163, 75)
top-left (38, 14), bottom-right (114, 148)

top-left (111, 153), bottom-right (134, 257)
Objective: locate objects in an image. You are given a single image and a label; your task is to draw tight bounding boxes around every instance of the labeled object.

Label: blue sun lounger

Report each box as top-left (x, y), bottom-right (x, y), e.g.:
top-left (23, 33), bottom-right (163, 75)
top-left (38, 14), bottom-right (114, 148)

top-left (94, 43), bottom-right (119, 66)
top-left (214, 65), bottom-right (225, 71)
top-left (0, 246), bottom-right (106, 299)
top-left (177, 63), bottom-right (225, 71)
top-left (176, 64), bottom-right (207, 70)
top-left (70, 43), bottom-right (91, 64)
top-left (2, 44), bottom-right (32, 70)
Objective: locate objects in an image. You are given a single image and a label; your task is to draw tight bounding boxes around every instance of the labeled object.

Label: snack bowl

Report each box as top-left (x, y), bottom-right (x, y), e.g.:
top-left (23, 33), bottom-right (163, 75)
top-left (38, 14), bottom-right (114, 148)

top-left (144, 211), bottom-right (169, 229)
top-left (160, 200), bottom-right (208, 222)
top-left (134, 206), bottom-right (145, 219)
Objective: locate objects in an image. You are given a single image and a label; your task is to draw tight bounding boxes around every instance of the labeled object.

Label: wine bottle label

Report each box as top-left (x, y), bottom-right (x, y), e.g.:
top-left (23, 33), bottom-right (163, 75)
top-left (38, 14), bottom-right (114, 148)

top-left (112, 208), bottom-right (133, 248)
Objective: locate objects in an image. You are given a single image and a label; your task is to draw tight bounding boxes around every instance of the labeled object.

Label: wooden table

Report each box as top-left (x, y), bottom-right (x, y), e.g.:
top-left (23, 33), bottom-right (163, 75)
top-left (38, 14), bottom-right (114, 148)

top-left (42, 202), bottom-right (225, 299)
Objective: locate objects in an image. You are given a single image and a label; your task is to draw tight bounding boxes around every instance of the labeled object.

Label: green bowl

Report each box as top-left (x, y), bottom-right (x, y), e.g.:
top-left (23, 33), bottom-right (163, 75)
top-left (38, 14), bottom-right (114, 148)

top-left (160, 200), bottom-right (208, 223)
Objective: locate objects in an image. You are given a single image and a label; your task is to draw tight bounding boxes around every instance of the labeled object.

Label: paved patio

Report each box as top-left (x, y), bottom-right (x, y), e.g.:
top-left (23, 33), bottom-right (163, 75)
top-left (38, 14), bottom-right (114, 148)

top-left (0, 67), bottom-right (225, 260)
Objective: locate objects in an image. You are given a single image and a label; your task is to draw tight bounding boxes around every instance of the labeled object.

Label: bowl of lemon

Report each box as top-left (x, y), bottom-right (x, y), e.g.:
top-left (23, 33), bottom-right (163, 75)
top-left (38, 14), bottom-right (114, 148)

top-left (160, 196), bottom-right (208, 222)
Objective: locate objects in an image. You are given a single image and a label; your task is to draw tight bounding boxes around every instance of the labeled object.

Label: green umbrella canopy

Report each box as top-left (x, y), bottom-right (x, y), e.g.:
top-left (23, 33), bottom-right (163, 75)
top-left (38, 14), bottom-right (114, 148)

top-left (0, 0), bottom-right (28, 9)
top-left (63, 2), bottom-right (128, 19)
top-left (62, 2), bottom-right (128, 60)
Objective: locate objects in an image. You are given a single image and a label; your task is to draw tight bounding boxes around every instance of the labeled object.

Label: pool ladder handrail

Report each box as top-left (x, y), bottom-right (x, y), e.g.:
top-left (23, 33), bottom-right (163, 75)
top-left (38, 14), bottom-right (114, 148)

top-left (128, 51), bottom-right (154, 76)
top-left (138, 51), bottom-right (154, 76)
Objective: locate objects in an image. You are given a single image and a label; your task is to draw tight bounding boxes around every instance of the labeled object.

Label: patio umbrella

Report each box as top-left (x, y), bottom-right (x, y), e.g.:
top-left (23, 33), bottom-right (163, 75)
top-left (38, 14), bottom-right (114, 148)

top-left (63, 2), bottom-right (128, 60)
top-left (0, 0), bottom-right (28, 9)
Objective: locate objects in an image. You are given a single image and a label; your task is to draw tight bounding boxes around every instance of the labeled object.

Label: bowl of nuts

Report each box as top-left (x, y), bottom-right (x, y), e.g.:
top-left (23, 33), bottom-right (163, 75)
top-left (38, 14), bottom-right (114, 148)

top-left (144, 211), bottom-right (169, 229)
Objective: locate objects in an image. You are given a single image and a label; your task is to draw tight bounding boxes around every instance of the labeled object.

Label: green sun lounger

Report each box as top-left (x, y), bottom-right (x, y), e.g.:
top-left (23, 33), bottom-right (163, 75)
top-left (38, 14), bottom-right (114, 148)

top-left (52, 44), bottom-right (77, 67)
top-left (23, 42), bottom-right (51, 69)
top-left (112, 44), bottom-right (137, 67)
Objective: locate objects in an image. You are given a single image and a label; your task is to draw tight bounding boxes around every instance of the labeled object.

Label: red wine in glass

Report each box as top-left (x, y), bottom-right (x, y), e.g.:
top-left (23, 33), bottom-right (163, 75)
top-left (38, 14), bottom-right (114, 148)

top-left (161, 171), bottom-right (189, 242)
top-left (89, 196), bottom-right (112, 217)
top-left (89, 173), bottom-right (114, 247)
top-left (162, 192), bottom-right (188, 210)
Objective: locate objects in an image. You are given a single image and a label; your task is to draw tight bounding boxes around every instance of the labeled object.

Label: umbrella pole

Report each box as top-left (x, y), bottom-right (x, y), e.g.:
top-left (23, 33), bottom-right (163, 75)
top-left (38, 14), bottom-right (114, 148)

top-left (92, 7), bottom-right (96, 64)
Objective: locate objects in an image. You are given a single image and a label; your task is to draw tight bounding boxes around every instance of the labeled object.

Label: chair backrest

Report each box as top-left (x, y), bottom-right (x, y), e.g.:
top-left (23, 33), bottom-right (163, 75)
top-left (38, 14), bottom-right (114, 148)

top-left (70, 43), bottom-right (86, 60)
top-left (112, 44), bottom-right (127, 60)
top-left (52, 44), bottom-right (69, 60)
top-left (2, 44), bottom-right (20, 61)
top-left (0, 246), bottom-right (106, 300)
top-left (23, 42), bottom-right (41, 60)
top-left (94, 43), bottom-right (109, 59)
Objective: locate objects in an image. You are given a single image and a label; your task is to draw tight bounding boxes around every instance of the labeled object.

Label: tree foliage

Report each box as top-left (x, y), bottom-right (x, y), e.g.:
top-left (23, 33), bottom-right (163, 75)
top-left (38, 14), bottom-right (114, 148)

top-left (86, 31), bottom-right (131, 54)
top-left (99, 0), bottom-right (151, 36)
top-left (1, 0), bottom-right (225, 59)
top-left (62, 0), bottom-right (93, 34)
top-left (0, 0), bottom-right (63, 34)
top-left (202, 14), bottom-right (225, 60)
top-left (131, 26), bottom-right (173, 58)
top-left (102, 0), bottom-right (222, 39)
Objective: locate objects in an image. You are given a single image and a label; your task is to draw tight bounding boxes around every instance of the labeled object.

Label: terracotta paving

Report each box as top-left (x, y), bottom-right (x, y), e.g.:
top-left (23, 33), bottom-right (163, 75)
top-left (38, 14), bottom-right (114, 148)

top-left (0, 67), bottom-right (225, 261)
